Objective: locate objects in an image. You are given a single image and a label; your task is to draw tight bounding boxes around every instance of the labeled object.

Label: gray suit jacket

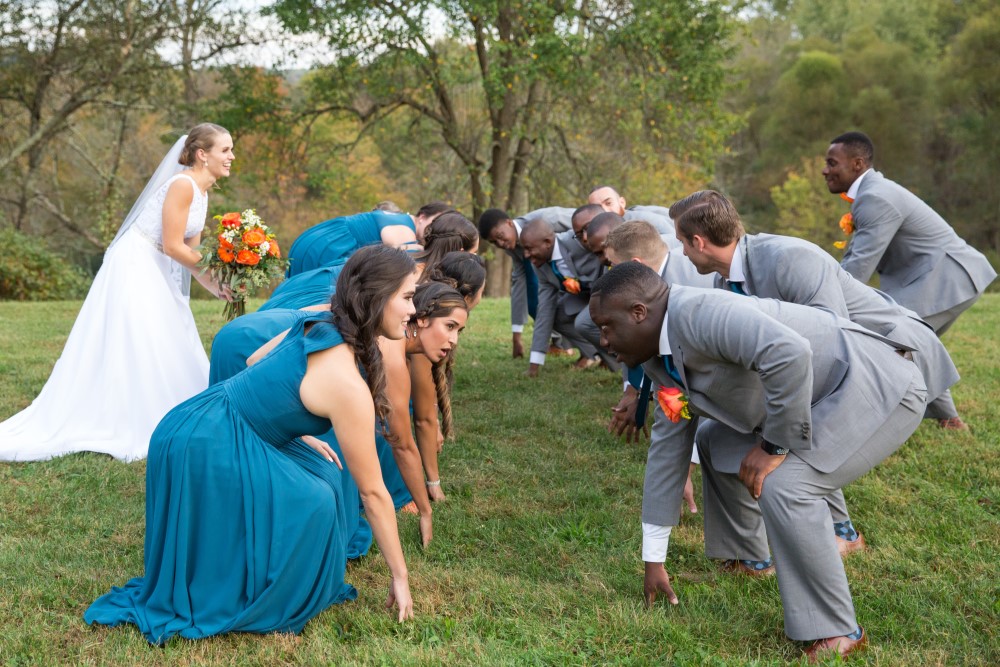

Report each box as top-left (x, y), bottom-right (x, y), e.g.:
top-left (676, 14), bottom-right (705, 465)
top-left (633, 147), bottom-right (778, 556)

top-left (508, 207), bottom-right (574, 327)
top-left (530, 231), bottom-right (602, 355)
top-left (721, 234), bottom-right (958, 400)
top-left (843, 171), bottom-right (996, 317)
top-left (625, 205), bottom-right (673, 234)
top-left (639, 287), bottom-right (918, 510)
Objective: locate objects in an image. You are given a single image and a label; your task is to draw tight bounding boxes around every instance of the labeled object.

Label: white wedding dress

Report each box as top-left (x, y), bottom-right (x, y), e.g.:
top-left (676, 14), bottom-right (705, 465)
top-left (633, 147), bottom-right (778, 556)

top-left (0, 174), bottom-right (210, 462)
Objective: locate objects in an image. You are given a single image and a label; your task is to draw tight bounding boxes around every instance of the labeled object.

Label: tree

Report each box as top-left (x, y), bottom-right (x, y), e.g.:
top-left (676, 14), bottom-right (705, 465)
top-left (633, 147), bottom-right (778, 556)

top-left (269, 0), bottom-right (742, 294)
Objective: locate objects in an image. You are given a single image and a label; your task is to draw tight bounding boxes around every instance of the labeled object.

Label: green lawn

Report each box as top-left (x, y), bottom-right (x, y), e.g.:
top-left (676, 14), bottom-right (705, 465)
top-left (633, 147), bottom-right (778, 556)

top-left (0, 296), bottom-right (997, 666)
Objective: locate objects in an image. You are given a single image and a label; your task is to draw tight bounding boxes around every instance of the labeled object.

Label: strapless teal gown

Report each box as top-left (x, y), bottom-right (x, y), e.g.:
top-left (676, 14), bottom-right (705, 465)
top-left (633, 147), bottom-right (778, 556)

top-left (84, 314), bottom-right (358, 644)
top-left (207, 308), bottom-right (372, 559)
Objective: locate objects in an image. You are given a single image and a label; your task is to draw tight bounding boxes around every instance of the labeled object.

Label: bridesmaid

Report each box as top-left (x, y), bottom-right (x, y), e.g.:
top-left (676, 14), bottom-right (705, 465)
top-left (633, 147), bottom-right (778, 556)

top-left (264, 213), bottom-right (479, 313)
top-left (286, 202), bottom-right (454, 276)
top-left (411, 253), bottom-right (486, 501)
top-left (85, 246), bottom-right (418, 644)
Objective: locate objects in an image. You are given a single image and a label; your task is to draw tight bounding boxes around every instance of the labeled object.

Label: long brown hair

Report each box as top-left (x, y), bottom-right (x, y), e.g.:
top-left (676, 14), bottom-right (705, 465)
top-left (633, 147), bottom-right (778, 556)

top-left (332, 245), bottom-right (416, 425)
top-left (409, 282), bottom-right (467, 439)
top-left (415, 212), bottom-right (478, 281)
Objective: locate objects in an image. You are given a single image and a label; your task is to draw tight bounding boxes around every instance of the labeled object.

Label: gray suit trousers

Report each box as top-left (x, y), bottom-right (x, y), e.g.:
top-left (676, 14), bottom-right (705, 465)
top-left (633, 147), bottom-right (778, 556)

top-left (696, 420), bottom-right (852, 562)
top-left (574, 307), bottom-right (621, 371)
top-left (705, 363), bottom-right (926, 640)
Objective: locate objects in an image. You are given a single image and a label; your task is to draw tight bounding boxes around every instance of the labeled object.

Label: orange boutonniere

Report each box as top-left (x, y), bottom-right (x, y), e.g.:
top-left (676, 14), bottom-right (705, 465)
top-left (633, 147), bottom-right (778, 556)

top-left (657, 386), bottom-right (691, 423)
top-left (563, 277), bottom-right (581, 294)
top-left (833, 193), bottom-right (855, 250)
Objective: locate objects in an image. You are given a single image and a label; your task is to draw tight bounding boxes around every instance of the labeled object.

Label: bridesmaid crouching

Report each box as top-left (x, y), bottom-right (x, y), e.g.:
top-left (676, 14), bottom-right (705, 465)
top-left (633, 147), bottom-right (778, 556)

top-left (84, 245), bottom-right (418, 644)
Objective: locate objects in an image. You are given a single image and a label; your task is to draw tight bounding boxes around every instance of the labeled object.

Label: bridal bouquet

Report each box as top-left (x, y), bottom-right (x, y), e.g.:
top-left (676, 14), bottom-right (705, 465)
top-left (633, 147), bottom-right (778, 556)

top-left (198, 209), bottom-right (288, 320)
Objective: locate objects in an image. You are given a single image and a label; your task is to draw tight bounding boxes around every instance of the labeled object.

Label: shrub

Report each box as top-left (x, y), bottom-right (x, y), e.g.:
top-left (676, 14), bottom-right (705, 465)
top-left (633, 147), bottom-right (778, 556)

top-left (0, 230), bottom-right (92, 300)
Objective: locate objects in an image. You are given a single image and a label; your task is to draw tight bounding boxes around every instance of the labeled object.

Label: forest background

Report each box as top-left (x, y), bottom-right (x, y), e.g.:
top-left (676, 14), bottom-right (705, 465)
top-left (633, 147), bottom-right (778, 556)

top-left (2, 0), bottom-right (998, 299)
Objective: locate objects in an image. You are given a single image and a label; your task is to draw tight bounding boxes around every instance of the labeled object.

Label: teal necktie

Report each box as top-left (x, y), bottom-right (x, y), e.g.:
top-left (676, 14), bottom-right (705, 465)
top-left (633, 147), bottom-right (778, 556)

top-left (663, 355), bottom-right (682, 385)
top-left (549, 260), bottom-right (566, 284)
top-left (728, 280), bottom-right (746, 295)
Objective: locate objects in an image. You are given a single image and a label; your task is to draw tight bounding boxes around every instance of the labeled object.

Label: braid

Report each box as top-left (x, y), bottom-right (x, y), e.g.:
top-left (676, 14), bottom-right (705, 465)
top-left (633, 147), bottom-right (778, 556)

top-left (331, 245), bottom-right (416, 428)
top-left (433, 354), bottom-right (455, 439)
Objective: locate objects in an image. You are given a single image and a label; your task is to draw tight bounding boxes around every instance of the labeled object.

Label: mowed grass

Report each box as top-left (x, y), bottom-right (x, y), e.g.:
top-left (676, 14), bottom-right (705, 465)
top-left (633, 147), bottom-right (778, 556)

top-left (0, 296), bottom-right (997, 666)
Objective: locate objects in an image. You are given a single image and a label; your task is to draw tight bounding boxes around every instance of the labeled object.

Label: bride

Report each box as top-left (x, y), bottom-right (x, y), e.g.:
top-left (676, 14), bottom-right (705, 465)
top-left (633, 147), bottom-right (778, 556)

top-left (0, 123), bottom-right (234, 462)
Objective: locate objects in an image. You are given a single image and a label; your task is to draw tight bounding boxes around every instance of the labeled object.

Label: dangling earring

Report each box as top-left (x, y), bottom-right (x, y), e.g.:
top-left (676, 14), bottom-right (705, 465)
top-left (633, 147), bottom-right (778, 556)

top-left (203, 160), bottom-right (209, 169)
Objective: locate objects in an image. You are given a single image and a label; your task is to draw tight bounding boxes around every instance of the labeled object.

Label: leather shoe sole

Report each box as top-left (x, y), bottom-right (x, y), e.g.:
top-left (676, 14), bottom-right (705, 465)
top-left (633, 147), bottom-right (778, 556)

top-left (837, 531), bottom-right (867, 557)
top-left (804, 627), bottom-right (867, 663)
top-left (720, 559), bottom-right (775, 577)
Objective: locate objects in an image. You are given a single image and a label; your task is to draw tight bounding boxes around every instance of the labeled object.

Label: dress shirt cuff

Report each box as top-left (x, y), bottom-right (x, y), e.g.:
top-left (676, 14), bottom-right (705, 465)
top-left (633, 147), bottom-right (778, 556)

top-left (529, 351), bottom-right (546, 365)
top-left (511, 324), bottom-right (525, 333)
top-left (690, 446), bottom-right (700, 465)
top-left (641, 523), bottom-right (672, 563)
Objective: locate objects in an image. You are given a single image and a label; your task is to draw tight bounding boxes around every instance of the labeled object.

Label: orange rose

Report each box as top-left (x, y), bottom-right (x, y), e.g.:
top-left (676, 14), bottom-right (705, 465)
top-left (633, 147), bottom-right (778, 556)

top-left (562, 277), bottom-right (581, 294)
top-left (236, 249), bottom-right (260, 265)
top-left (220, 212), bottom-right (242, 229)
top-left (267, 239), bottom-right (281, 258)
top-left (218, 234), bottom-right (234, 250)
top-left (242, 228), bottom-right (267, 247)
top-left (838, 213), bottom-right (854, 235)
top-left (657, 386), bottom-right (691, 423)
top-left (218, 247), bottom-right (236, 263)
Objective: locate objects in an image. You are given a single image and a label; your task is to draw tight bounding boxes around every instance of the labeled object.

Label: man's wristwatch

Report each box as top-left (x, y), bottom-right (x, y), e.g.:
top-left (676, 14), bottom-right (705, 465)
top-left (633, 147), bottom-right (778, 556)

top-left (761, 441), bottom-right (789, 456)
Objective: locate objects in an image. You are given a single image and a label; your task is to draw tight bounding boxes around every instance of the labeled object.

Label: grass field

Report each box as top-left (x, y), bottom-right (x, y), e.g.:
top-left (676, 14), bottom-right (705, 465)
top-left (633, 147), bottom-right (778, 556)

top-left (0, 296), bottom-right (997, 666)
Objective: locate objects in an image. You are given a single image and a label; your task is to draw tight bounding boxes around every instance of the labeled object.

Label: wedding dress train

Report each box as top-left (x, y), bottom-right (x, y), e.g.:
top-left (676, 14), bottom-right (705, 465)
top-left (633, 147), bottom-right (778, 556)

top-left (0, 174), bottom-right (210, 462)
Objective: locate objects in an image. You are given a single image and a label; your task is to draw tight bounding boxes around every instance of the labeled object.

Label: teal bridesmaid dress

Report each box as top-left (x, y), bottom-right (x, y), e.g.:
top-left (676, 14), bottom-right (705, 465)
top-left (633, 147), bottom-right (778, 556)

top-left (207, 308), bottom-right (373, 559)
top-left (286, 211), bottom-right (415, 276)
top-left (85, 314), bottom-right (359, 644)
top-left (259, 262), bottom-right (345, 313)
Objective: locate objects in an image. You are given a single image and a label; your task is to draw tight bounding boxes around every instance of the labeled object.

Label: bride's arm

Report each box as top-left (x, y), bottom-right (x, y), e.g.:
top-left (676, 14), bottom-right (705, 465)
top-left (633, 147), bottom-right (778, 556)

top-left (161, 180), bottom-right (204, 270)
top-left (161, 180), bottom-right (224, 298)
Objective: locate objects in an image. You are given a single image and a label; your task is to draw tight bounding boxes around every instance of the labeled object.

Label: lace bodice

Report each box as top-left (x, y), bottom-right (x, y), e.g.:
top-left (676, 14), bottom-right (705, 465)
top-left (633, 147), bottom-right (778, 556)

top-left (132, 174), bottom-right (208, 247)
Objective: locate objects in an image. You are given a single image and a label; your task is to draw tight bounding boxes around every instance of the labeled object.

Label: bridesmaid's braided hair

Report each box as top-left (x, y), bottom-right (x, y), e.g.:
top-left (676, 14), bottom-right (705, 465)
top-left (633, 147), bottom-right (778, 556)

top-left (332, 245), bottom-right (416, 425)
top-left (425, 252), bottom-right (486, 303)
top-left (409, 282), bottom-right (467, 440)
top-left (178, 123), bottom-right (229, 166)
top-left (415, 212), bottom-right (479, 281)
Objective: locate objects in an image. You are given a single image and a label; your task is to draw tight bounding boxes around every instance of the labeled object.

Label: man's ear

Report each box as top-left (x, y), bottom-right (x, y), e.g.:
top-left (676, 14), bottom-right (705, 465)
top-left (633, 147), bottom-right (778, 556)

top-left (692, 234), bottom-right (707, 252)
top-left (630, 301), bottom-right (648, 324)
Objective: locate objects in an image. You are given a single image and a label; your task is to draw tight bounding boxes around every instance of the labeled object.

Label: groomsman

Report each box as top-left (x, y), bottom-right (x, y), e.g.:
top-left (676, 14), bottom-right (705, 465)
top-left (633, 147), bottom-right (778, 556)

top-left (589, 262), bottom-right (926, 661)
top-left (674, 190), bottom-right (961, 431)
top-left (571, 211), bottom-right (627, 370)
top-left (824, 136), bottom-right (995, 373)
top-left (581, 212), bottom-right (626, 264)
top-left (587, 185), bottom-right (674, 233)
top-left (478, 207), bottom-right (573, 358)
top-left (519, 219), bottom-right (602, 376)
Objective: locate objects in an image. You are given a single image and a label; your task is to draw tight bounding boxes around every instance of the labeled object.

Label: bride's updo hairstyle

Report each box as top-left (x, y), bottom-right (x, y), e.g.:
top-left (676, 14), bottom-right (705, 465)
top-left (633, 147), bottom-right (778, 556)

top-left (416, 212), bottom-right (479, 280)
top-left (332, 245), bottom-right (417, 424)
top-left (178, 123), bottom-right (230, 167)
top-left (409, 282), bottom-right (467, 440)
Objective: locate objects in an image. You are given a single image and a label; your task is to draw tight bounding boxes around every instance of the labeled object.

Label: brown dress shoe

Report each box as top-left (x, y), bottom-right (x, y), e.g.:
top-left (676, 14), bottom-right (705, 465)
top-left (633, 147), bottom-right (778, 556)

top-left (836, 531), bottom-right (867, 557)
top-left (720, 559), bottom-right (775, 577)
top-left (938, 417), bottom-right (969, 430)
top-left (804, 627), bottom-right (867, 663)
